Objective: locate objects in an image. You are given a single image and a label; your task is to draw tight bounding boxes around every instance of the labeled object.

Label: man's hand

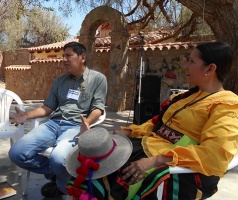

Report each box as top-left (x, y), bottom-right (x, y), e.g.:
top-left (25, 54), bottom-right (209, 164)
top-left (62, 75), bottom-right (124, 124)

top-left (9, 106), bottom-right (27, 126)
top-left (80, 114), bottom-right (90, 134)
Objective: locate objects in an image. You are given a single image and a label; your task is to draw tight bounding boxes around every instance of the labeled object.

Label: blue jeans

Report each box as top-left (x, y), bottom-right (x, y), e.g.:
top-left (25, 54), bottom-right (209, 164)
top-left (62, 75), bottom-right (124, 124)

top-left (8, 119), bottom-right (80, 194)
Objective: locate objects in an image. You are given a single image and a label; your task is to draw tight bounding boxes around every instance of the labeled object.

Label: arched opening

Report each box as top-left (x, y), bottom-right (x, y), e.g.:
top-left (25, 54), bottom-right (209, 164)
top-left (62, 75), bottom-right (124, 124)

top-left (79, 6), bottom-right (130, 111)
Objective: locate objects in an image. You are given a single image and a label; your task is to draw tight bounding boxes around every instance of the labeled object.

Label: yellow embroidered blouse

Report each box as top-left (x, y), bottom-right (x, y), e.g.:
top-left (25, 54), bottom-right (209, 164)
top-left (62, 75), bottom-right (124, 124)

top-left (122, 90), bottom-right (238, 177)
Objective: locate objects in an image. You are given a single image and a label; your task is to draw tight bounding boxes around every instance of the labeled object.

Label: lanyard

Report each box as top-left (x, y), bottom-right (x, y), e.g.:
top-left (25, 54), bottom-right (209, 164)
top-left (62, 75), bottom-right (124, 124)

top-left (165, 92), bottom-right (216, 125)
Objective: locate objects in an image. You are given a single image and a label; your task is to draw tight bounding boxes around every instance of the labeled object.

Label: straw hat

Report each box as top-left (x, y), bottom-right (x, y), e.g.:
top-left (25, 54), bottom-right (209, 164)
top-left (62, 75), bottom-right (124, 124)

top-left (66, 127), bottom-right (132, 179)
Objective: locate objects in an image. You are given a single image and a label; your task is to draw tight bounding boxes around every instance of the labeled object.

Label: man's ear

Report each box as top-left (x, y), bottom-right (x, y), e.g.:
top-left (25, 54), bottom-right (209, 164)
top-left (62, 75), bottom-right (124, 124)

top-left (81, 53), bottom-right (86, 64)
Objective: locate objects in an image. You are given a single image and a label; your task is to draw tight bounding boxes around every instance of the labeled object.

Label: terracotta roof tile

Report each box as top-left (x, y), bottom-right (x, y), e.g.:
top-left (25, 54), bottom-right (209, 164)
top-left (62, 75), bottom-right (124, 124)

top-left (27, 30), bottom-right (212, 55)
top-left (127, 41), bottom-right (204, 52)
top-left (27, 30), bottom-right (176, 52)
top-left (5, 65), bottom-right (31, 70)
top-left (28, 39), bottom-right (79, 52)
top-left (30, 58), bottom-right (63, 63)
top-left (95, 37), bottom-right (111, 47)
top-left (28, 40), bottom-right (211, 62)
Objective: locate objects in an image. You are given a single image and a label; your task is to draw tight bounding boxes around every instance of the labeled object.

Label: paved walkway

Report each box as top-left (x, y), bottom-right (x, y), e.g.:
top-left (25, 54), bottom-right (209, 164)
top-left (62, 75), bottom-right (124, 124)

top-left (0, 102), bottom-right (238, 199)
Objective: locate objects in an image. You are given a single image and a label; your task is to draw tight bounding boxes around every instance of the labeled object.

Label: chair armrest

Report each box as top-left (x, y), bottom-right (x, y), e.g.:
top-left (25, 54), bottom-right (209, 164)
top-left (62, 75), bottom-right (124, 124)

top-left (38, 147), bottom-right (54, 158)
top-left (169, 151), bottom-right (238, 174)
top-left (169, 166), bottom-right (195, 174)
top-left (30, 116), bottom-right (50, 130)
top-left (90, 109), bottom-right (106, 127)
top-left (30, 109), bottom-right (106, 130)
top-left (227, 152), bottom-right (238, 170)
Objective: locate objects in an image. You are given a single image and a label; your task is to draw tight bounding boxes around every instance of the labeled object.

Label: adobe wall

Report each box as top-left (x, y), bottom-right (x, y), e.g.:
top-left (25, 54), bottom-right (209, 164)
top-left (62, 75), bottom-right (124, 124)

top-left (5, 62), bottom-right (65, 100)
top-left (1, 49), bottom-right (30, 80)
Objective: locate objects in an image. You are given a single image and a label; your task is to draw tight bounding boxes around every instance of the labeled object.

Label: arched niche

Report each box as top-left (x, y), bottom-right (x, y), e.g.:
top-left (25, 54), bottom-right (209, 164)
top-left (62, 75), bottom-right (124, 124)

top-left (79, 6), bottom-right (130, 111)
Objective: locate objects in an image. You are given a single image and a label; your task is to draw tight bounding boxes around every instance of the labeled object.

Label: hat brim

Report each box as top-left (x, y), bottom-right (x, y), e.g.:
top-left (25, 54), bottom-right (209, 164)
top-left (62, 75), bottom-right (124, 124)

top-left (66, 134), bottom-right (132, 179)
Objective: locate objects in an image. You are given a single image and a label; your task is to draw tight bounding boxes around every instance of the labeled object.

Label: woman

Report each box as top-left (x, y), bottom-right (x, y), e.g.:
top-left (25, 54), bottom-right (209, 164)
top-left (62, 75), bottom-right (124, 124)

top-left (66, 41), bottom-right (238, 200)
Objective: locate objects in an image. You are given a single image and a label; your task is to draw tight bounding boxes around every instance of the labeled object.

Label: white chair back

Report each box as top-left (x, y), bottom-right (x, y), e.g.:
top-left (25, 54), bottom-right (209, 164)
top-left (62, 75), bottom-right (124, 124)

top-left (0, 88), bottom-right (25, 142)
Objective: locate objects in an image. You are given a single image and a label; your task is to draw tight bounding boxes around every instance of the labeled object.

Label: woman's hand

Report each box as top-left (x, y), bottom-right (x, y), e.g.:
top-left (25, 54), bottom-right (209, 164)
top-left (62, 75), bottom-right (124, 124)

top-left (113, 129), bottom-right (132, 137)
top-left (121, 157), bottom-right (157, 185)
top-left (9, 106), bottom-right (27, 126)
top-left (121, 155), bottom-right (172, 185)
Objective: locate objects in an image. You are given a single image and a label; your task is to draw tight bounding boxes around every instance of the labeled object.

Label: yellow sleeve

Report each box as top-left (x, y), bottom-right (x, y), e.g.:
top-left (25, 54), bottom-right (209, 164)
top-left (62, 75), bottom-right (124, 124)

top-left (160, 104), bottom-right (238, 177)
top-left (121, 119), bottom-right (155, 138)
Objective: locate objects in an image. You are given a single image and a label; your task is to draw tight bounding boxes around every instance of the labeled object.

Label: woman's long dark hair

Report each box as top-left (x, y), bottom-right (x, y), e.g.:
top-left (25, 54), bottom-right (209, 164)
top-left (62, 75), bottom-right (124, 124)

top-left (196, 42), bottom-right (233, 83)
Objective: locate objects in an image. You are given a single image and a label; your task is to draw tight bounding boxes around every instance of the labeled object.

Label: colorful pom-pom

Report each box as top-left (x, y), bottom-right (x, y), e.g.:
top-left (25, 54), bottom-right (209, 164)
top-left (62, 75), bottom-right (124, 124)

top-left (87, 160), bottom-right (100, 170)
top-left (74, 188), bottom-right (83, 198)
top-left (79, 192), bottom-right (90, 200)
top-left (74, 174), bottom-right (85, 187)
top-left (152, 115), bottom-right (159, 125)
top-left (77, 154), bottom-right (85, 162)
top-left (79, 191), bottom-right (98, 200)
top-left (67, 186), bottom-right (74, 196)
top-left (161, 99), bottom-right (169, 110)
top-left (73, 153), bottom-right (100, 200)
top-left (76, 166), bottom-right (89, 175)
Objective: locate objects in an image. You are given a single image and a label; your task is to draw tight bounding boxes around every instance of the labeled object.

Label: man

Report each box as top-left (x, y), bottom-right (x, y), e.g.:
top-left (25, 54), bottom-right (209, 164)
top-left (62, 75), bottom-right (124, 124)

top-left (8, 42), bottom-right (107, 197)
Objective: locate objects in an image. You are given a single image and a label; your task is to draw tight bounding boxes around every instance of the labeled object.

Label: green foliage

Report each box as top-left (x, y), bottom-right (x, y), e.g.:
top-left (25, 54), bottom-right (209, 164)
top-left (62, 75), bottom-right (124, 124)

top-left (0, 0), bottom-right (221, 51)
top-left (0, 5), bottom-right (70, 50)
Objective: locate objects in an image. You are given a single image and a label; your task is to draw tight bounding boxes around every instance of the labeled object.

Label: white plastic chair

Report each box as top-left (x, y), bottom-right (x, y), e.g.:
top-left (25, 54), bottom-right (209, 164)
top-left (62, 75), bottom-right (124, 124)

top-left (0, 88), bottom-right (25, 175)
top-left (156, 152), bottom-right (238, 199)
top-left (23, 109), bottom-right (106, 195)
top-left (0, 88), bottom-right (25, 143)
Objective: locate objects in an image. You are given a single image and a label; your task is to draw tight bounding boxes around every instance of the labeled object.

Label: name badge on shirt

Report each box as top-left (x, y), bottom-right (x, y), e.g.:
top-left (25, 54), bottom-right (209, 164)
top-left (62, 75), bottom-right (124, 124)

top-left (67, 89), bottom-right (80, 100)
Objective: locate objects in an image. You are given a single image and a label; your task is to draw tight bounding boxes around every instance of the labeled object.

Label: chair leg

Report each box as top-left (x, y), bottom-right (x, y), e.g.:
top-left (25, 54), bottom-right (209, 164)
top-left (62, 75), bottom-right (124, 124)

top-left (22, 170), bottom-right (30, 195)
top-left (9, 138), bottom-right (23, 176)
top-left (17, 166), bottom-right (23, 176)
